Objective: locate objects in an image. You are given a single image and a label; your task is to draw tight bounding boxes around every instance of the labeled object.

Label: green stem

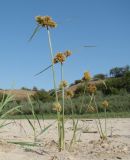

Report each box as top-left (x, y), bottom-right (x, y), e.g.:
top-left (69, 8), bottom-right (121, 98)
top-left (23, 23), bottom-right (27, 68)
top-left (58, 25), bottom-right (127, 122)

top-left (47, 28), bottom-right (58, 102)
top-left (93, 94), bottom-right (104, 138)
top-left (61, 63), bottom-right (65, 150)
top-left (47, 28), bottom-right (61, 150)
top-left (69, 98), bottom-right (75, 131)
top-left (79, 81), bottom-right (87, 114)
top-left (69, 81), bottom-right (87, 150)
top-left (88, 95), bottom-right (101, 136)
top-left (69, 119), bottom-right (78, 150)
top-left (104, 108), bottom-right (107, 136)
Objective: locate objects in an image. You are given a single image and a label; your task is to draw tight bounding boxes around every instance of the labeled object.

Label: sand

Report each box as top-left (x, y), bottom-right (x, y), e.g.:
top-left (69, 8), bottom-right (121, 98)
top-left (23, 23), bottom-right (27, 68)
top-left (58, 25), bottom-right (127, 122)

top-left (0, 118), bottom-right (130, 160)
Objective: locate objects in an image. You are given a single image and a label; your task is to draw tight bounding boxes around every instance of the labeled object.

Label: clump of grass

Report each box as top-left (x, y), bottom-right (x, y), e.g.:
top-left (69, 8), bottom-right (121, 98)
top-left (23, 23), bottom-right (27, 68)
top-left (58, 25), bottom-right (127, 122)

top-left (88, 82), bottom-right (109, 140)
top-left (102, 100), bottom-right (109, 137)
top-left (30, 15), bottom-right (73, 151)
top-left (69, 71), bottom-right (91, 149)
top-left (0, 93), bottom-right (21, 129)
top-left (30, 15), bottom-right (62, 150)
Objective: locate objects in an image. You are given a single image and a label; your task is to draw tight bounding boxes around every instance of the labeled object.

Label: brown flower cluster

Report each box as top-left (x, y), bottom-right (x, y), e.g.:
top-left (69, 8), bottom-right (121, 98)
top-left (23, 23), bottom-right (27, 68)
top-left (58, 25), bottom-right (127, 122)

top-left (53, 50), bottom-right (72, 64)
top-left (66, 90), bottom-right (74, 98)
top-left (102, 100), bottom-right (109, 108)
top-left (35, 16), bottom-right (57, 28)
top-left (87, 84), bottom-right (97, 94)
top-left (83, 72), bottom-right (91, 81)
top-left (52, 102), bottom-right (61, 112)
top-left (59, 80), bottom-right (68, 89)
top-left (54, 53), bottom-right (66, 63)
top-left (64, 50), bottom-right (72, 57)
top-left (87, 105), bottom-right (96, 113)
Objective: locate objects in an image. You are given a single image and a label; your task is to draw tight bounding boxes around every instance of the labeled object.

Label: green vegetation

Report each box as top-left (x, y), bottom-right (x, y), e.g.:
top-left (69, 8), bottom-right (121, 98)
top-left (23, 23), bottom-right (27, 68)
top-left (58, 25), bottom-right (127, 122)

top-left (1, 90), bottom-right (130, 116)
top-left (1, 65), bottom-right (130, 117)
top-left (6, 111), bottom-right (130, 119)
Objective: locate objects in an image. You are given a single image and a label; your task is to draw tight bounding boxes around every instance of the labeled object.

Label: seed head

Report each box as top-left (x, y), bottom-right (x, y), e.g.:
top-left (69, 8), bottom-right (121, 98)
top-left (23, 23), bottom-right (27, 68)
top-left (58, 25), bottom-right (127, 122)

top-left (83, 72), bottom-right (91, 81)
top-left (52, 102), bottom-right (61, 112)
top-left (87, 105), bottom-right (96, 113)
top-left (64, 50), bottom-right (72, 57)
top-left (53, 57), bottom-right (59, 64)
top-left (59, 80), bottom-right (68, 89)
top-left (87, 84), bottom-right (97, 94)
top-left (102, 100), bottom-right (109, 108)
top-left (35, 15), bottom-right (57, 28)
top-left (55, 53), bottom-right (66, 63)
top-left (66, 90), bottom-right (74, 98)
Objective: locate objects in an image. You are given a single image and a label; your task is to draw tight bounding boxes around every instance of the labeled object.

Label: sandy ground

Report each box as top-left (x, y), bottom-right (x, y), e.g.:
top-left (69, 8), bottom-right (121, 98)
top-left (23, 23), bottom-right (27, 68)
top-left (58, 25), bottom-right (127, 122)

top-left (0, 118), bottom-right (130, 160)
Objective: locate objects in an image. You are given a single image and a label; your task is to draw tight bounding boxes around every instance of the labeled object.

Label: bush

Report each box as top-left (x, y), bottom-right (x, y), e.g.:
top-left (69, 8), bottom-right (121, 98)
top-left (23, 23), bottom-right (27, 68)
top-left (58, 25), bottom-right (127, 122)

top-left (31, 90), bottom-right (54, 102)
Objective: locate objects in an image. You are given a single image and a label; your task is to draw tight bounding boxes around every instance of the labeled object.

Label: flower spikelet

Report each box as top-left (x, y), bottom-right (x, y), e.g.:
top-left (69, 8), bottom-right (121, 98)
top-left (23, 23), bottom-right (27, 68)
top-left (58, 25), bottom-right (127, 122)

top-left (35, 15), bottom-right (57, 28)
top-left (59, 80), bottom-right (68, 89)
top-left (66, 90), bottom-right (74, 98)
top-left (52, 102), bottom-right (61, 112)
top-left (102, 100), bottom-right (109, 109)
top-left (87, 105), bottom-right (96, 113)
top-left (53, 57), bottom-right (59, 64)
top-left (87, 84), bottom-right (97, 94)
top-left (55, 53), bottom-right (66, 63)
top-left (83, 72), bottom-right (91, 81)
top-left (64, 50), bottom-right (72, 57)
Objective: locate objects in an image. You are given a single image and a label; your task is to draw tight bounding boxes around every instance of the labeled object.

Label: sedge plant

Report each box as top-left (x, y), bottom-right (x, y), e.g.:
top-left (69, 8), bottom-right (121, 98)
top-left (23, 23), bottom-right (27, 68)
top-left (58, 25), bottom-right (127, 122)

top-left (55, 50), bottom-right (72, 149)
top-left (30, 15), bottom-right (61, 150)
top-left (30, 15), bottom-right (72, 151)
top-left (69, 71), bottom-right (91, 150)
top-left (102, 100), bottom-right (109, 137)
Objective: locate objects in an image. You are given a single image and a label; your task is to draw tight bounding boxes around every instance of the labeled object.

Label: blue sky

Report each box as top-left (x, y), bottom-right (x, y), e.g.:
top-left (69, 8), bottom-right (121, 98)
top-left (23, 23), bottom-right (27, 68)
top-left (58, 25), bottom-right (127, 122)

top-left (0, 0), bottom-right (130, 90)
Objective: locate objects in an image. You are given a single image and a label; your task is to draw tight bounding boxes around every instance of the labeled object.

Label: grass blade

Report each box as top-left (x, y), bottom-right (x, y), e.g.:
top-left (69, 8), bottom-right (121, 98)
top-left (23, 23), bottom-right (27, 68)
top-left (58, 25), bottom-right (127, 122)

top-left (16, 108), bottom-right (35, 132)
top-left (8, 141), bottom-right (40, 147)
top-left (34, 64), bottom-right (52, 76)
top-left (37, 121), bottom-right (56, 137)
top-left (1, 105), bottom-right (21, 119)
top-left (29, 25), bottom-right (41, 42)
top-left (0, 122), bottom-right (13, 129)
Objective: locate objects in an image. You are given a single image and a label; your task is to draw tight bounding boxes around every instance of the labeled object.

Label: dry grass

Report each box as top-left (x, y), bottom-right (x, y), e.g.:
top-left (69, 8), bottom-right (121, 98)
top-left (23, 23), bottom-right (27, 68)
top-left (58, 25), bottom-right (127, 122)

top-left (0, 90), bottom-right (36, 100)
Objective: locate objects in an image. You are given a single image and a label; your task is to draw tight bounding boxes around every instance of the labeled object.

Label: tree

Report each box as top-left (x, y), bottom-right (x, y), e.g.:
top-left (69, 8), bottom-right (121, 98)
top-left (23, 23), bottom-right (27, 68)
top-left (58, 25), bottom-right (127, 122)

top-left (93, 74), bottom-right (107, 80)
top-left (21, 87), bottom-right (31, 91)
top-left (123, 71), bottom-right (130, 92)
top-left (31, 90), bottom-right (54, 102)
top-left (32, 86), bottom-right (38, 91)
top-left (110, 65), bottom-right (130, 78)
top-left (74, 79), bottom-right (82, 84)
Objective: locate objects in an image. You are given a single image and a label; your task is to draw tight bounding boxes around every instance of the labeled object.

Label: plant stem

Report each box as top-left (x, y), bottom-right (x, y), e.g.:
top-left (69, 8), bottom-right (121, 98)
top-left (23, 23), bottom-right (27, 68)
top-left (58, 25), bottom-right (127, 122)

top-left (47, 28), bottom-right (61, 150)
top-left (104, 108), bottom-right (107, 136)
top-left (61, 63), bottom-right (65, 149)
top-left (47, 28), bottom-right (58, 102)
top-left (93, 94), bottom-right (104, 138)
top-left (88, 94), bottom-right (101, 136)
top-left (69, 98), bottom-right (75, 131)
top-left (69, 81), bottom-right (87, 150)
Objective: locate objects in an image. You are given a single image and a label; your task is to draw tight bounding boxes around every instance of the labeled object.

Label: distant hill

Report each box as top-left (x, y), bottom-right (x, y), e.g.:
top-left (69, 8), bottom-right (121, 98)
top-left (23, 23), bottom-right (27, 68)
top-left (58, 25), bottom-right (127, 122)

top-left (68, 79), bottom-right (104, 92)
top-left (0, 79), bottom-right (104, 100)
top-left (0, 89), bottom-right (36, 100)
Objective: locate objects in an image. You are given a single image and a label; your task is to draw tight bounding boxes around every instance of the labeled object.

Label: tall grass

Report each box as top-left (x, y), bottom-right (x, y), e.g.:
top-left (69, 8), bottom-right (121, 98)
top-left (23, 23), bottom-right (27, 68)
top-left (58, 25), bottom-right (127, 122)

top-left (0, 93), bottom-right (21, 129)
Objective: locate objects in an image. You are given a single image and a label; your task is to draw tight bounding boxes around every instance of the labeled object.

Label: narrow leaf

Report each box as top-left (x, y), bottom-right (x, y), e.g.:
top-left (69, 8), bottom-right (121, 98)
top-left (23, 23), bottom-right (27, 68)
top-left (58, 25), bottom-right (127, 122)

top-left (1, 105), bottom-right (21, 119)
top-left (37, 121), bottom-right (56, 137)
top-left (29, 25), bottom-right (41, 42)
top-left (34, 64), bottom-right (52, 77)
top-left (8, 141), bottom-right (40, 147)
